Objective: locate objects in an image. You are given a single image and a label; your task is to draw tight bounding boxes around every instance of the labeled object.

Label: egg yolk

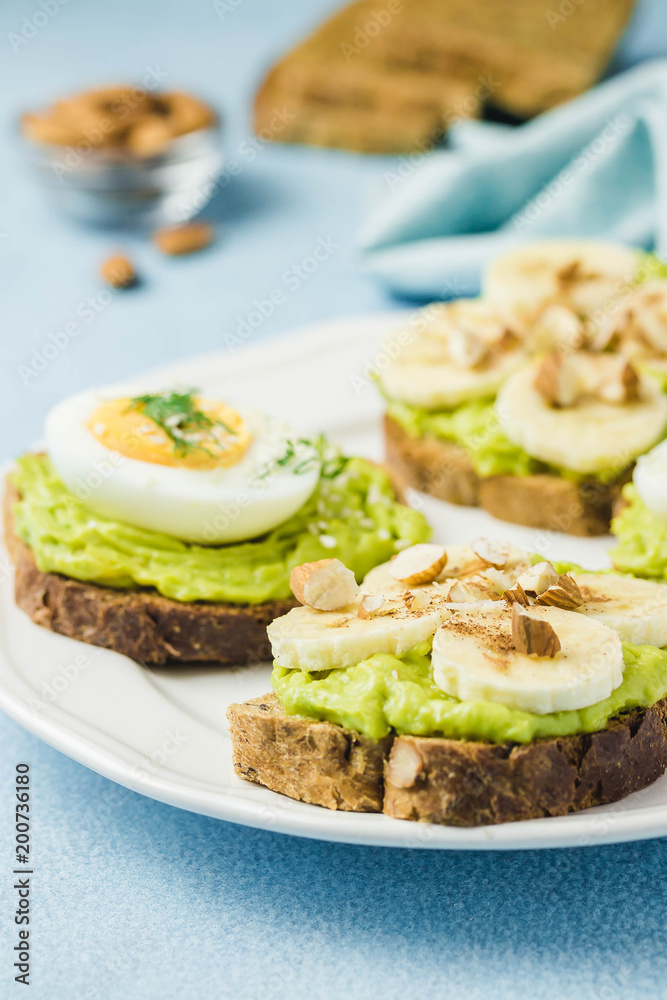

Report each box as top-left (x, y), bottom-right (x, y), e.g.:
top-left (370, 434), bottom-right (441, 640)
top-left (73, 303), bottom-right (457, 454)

top-left (88, 397), bottom-right (252, 469)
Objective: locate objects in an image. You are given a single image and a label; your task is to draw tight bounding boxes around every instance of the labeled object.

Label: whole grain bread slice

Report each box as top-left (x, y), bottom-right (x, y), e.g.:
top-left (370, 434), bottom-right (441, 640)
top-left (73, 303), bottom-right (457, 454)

top-left (228, 693), bottom-right (667, 826)
top-left (227, 694), bottom-right (391, 812)
top-left (3, 482), bottom-right (296, 666)
top-left (384, 414), bottom-right (631, 537)
top-left (254, 0), bottom-right (635, 153)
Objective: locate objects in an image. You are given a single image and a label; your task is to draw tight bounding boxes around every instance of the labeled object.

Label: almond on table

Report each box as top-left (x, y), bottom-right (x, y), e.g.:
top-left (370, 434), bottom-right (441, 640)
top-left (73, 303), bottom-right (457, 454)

top-left (100, 254), bottom-right (136, 288)
top-left (153, 221), bottom-right (214, 256)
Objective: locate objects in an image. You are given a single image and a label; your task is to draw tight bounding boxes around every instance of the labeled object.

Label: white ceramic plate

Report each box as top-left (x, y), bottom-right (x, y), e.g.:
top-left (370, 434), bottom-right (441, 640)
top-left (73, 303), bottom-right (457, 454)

top-left (2, 311), bottom-right (667, 851)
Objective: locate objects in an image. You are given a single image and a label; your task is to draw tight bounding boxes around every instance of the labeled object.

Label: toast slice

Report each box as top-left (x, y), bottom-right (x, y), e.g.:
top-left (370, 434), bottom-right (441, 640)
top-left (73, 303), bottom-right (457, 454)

top-left (384, 414), bottom-right (631, 537)
top-left (254, 0), bottom-right (635, 153)
top-left (228, 693), bottom-right (667, 826)
top-left (3, 481), bottom-right (296, 666)
top-left (228, 694), bottom-right (391, 812)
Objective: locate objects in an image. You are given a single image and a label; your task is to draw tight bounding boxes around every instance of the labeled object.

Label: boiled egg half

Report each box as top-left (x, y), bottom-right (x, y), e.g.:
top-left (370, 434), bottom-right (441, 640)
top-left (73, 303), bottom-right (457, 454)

top-left (46, 386), bottom-right (321, 544)
top-left (634, 438), bottom-right (667, 523)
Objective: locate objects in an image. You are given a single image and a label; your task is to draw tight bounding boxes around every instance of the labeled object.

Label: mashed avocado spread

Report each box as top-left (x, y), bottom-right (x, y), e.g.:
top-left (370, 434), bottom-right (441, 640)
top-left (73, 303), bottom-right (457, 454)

top-left (11, 453), bottom-right (430, 605)
top-left (386, 396), bottom-right (538, 478)
top-left (272, 640), bottom-right (667, 744)
top-left (386, 397), bottom-right (621, 484)
top-left (611, 483), bottom-right (667, 580)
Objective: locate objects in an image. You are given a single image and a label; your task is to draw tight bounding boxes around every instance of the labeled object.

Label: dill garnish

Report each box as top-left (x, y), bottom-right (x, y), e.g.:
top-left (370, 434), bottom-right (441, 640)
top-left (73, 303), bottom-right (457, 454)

top-left (127, 389), bottom-right (236, 458)
top-left (257, 435), bottom-right (346, 480)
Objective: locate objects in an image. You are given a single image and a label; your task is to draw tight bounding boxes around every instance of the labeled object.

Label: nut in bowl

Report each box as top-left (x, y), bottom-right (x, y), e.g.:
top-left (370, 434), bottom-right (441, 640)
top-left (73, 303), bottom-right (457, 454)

top-left (21, 84), bottom-right (223, 228)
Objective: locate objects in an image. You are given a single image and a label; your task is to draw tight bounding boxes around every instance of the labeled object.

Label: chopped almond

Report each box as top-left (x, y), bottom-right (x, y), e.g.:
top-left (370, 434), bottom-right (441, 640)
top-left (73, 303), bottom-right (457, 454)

top-left (447, 328), bottom-right (488, 368)
top-left (402, 589), bottom-right (432, 611)
top-left (556, 260), bottom-right (582, 286)
top-left (357, 593), bottom-right (385, 619)
top-left (388, 544), bottom-right (448, 586)
top-left (100, 254), bottom-right (136, 289)
top-left (290, 558), bottom-right (359, 611)
top-left (534, 573), bottom-right (584, 610)
top-left (515, 561), bottom-right (559, 598)
top-left (439, 550), bottom-right (486, 578)
top-left (596, 358), bottom-right (640, 404)
top-left (446, 579), bottom-right (495, 603)
top-left (534, 352), bottom-right (581, 407)
top-left (534, 304), bottom-right (585, 352)
top-left (471, 538), bottom-right (513, 569)
top-left (512, 605), bottom-right (561, 658)
top-left (502, 581), bottom-right (530, 606)
top-left (587, 308), bottom-right (624, 352)
top-left (386, 741), bottom-right (423, 789)
top-left (537, 351), bottom-right (641, 408)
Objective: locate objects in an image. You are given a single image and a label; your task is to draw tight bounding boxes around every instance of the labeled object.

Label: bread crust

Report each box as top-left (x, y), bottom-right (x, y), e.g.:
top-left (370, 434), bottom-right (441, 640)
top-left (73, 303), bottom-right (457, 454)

top-left (228, 693), bottom-right (667, 826)
top-left (384, 414), bottom-right (631, 536)
top-left (384, 413), bottom-right (480, 506)
top-left (228, 694), bottom-right (391, 811)
top-left (4, 482), bottom-right (296, 666)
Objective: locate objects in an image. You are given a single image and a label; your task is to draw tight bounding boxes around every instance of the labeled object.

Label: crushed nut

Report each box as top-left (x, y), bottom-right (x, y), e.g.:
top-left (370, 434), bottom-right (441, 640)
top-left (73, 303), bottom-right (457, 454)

top-left (386, 741), bottom-right (423, 789)
top-left (357, 593), bottom-right (385, 619)
top-left (536, 350), bottom-right (641, 408)
top-left (515, 561), bottom-right (559, 598)
top-left (502, 581), bottom-right (530, 606)
top-left (471, 538), bottom-right (513, 569)
top-left (402, 589), bottom-right (432, 611)
top-left (447, 328), bottom-right (489, 368)
top-left (388, 544), bottom-right (448, 586)
top-left (596, 357), bottom-right (640, 404)
top-left (534, 573), bottom-right (584, 610)
top-left (533, 304), bottom-right (585, 352)
top-left (290, 558), bottom-right (359, 611)
top-left (556, 260), bottom-right (583, 286)
top-left (445, 579), bottom-right (495, 603)
top-left (439, 549), bottom-right (486, 578)
top-left (512, 605), bottom-right (561, 658)
top-left (534, 352), bottom-right (581, 407)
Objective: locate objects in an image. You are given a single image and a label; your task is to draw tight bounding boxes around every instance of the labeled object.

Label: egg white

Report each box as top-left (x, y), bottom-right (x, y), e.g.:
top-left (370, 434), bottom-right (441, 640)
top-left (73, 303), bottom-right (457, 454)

top-left (45, 387), bottom-right (321, 544)
top-left (634, 439), bottom-right (667, 523)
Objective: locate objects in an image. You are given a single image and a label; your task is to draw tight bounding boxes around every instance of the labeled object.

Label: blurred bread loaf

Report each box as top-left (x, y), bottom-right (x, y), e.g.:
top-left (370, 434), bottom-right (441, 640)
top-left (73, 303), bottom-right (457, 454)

top-left (254, 0), bottom-right (636, 153)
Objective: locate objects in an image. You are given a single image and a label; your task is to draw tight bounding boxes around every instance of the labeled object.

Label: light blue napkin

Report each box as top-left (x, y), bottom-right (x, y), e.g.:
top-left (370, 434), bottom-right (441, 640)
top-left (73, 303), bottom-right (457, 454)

top-left (357, 60), bottom-right (667, 300)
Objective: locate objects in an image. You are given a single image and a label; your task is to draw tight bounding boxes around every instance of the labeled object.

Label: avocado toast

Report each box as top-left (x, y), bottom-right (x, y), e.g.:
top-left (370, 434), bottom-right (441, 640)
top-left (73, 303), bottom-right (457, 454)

top-left (381, 241), bottom-right (667, 536)
top-left (4, 386), bottom-right (429, 665)
top-left (228, 543), bottom-right (667, 825)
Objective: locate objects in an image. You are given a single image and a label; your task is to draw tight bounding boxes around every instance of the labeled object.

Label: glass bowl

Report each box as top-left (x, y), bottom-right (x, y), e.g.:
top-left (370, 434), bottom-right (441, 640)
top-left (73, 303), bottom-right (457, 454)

top-left (23, 122), bottom-right (224, 229)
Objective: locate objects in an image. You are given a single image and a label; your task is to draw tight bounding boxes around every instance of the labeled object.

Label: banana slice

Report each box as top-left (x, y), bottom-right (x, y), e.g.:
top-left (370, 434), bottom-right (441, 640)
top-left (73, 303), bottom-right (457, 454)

top-left (378, 299), bottom-right (527, 409)
top-left (496, 362), bottom-right (667, 473)
top-left (432, 603), bottom-right (624, 714)
top-left (268, 594), bottom-right (453, 673)
top-left (483, 240), bottom-right (641, 319)
top-left (574, 572), bottom-right (667, 647)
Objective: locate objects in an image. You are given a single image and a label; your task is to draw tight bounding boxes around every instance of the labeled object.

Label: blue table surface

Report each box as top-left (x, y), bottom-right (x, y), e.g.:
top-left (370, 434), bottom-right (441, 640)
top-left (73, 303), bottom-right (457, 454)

top-left (2, 1), bottom-right (667, 997)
